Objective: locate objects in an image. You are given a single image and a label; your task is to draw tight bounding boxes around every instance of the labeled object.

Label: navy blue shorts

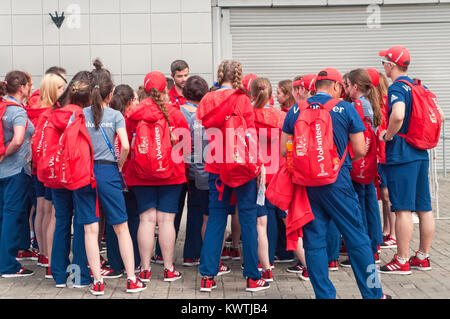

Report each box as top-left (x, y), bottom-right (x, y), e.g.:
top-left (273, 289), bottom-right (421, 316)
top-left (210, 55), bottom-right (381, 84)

top-left (378, 164), bottom-right (388, 188)
top-left (257, 203), bottom-right (268, 217)
top-left (134, 184), bottom-right (184, 214)
top-left (33, 174), bottom-right (45, 198)
top-left (44, 187), bottom-right (53, 201)
top-left (94, 162), bottom-right (128, 226)
top-left (386, 160), bottom-right (432, 212)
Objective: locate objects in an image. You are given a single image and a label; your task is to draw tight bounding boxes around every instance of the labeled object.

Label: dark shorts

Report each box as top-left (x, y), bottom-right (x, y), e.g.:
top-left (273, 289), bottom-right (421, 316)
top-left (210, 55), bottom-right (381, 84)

top-left (134, 184), bottom-right (184, 214)
top-left (386, 160), bottom-right (432, 212)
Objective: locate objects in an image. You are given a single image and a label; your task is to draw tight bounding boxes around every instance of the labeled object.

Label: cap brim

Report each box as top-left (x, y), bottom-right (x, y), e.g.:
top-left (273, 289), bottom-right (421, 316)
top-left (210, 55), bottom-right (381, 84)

top-left (379, 50), bottom-right (388, 57)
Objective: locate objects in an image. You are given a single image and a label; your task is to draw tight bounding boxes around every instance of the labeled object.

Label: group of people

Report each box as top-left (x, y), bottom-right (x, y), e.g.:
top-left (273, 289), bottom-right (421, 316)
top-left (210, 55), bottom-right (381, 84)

top-left (0, 45), bottom-right (443, 299)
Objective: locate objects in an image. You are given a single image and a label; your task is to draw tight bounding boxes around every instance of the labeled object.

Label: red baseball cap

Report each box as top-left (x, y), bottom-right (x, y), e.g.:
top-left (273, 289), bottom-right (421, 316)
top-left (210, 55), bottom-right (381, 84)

top-left (366, 68), bottom-right (380, 87)
top-left (293, 74), bottom-right (317, 92)
top-left (144, 71), bottom-right (167, 93)
top-left (242, 74), bottom-right (259, 92)
top-left (315, 68), bottom-right (344, 88)
top-left (378, 46), bottom-right (410, 68)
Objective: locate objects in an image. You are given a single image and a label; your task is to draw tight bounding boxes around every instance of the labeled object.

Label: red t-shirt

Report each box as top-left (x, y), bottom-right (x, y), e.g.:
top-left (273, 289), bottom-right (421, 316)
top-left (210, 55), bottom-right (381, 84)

top-left (168, 86), bottom-right (186, 110)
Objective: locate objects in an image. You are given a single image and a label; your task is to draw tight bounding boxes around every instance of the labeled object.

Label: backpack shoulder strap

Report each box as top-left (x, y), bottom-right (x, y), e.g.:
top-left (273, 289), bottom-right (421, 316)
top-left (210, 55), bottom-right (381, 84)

top-left (353, 99), bottom-right (365, 120)
top-left (322, 98), bottom-right (341, 112)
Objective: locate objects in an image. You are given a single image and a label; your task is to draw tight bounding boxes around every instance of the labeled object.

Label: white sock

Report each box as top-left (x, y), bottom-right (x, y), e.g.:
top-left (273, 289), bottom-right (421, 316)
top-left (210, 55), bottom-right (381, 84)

top-left (397, 256), bottom-right (409, 265)
top-left (94, 279), bottom-right (103, 284)
top-left (169, 265), bottom-right (174, 272)
top-left (128, 275), bottom-right (136, 282)
top-left (416, 251), bottom-right (429, 260)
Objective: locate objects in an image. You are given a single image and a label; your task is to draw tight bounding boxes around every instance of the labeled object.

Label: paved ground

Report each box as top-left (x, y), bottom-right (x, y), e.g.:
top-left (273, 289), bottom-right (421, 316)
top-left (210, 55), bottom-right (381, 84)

top-left (1, 175), bottom-right (450, 300)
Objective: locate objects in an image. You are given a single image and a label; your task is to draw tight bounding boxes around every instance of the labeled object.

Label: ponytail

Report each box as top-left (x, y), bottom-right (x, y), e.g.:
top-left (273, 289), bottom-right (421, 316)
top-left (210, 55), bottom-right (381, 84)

top-left (149, 88), bottom-right (176, 146)
top-left (251, 77), bottom-right (272, 109)
top-left (90, 71), bottom-right (114, 130)
top-left (366, 86), bottom-right (382, 127)
top-left (110, 84), bottom-right (134, 115)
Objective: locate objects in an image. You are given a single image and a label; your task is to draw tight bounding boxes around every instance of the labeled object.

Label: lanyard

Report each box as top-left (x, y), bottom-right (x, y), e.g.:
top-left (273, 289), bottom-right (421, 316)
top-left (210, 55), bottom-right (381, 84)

top-left (7, 96), bottom-right (21, 105)
top-left (219, 85), bottom-right (232, 90)
top-left (184, 102), bottom-right (198, 108)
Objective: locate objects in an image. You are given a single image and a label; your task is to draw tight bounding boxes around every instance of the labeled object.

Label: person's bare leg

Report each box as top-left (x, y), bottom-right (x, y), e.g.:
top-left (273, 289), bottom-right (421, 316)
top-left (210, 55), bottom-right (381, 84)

top-left (395, 210), bottom-right (413, 259)
top-left (137, 208), bottom-right (157, 270)
top-left (231, 211), bottom-right (241, 250)
top-left (257, 216), bottom-right (270, 270)
top-left (157, 211), bottom-right (176, 270)
top-left (295, 237), bottom-right (307, 267)
top-left (417, 211), bottom-right (435, 254)
top-left (113, 221), bottom-right (136, 277)
top-left (46, 205), bottom-right (56, 266)
top-left (84, 222), bottom-right (101, 282)
top-left (34, 197), bottom-right (45, 256)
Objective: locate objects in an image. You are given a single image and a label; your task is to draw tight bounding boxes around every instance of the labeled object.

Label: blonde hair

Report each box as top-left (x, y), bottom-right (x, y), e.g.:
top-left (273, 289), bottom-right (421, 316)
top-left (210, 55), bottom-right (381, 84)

top-left (40, 73), bottom-right (66, 108)
top-left (216, 60), bottom-right (243, 90)
top-left (251, 77), bottom-right (272, 109)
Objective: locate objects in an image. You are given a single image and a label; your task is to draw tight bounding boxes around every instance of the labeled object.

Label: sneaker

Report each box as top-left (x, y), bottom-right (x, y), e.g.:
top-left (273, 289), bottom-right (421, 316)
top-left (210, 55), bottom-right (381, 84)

top-left (374, 252), bottom-right (381, 264)
top-left (274, 256), bottom-right (295, 263)
top-left (225, 234), bottom-right (233, 245)
top-left (55, 283), bottom-right (67, 288)
top-left (151, 255), bottom-right (164, 265)
top-left (135, 266), bottom-right (141, 274)
top-left (30, 248), bottom-right (39, 261)
top-left (163, 267), bottom-right (182, 282)
top-left (381, 294), bottom-right (393, 299)
top-left (200, 276), bottom-right (216, 292)
top-left (103, 269), bottom-right (124, 279)
top-left (138, 268), bottom-right (152, 282)
top-left (73, 283), bottom-right (90, 288)
top-left (261, 269), bottom-right (273, 282)
top-left (379, 255), bottom-right (412, 275)
top-left (246, 278), bottom-right (270, 292)
top-left (89, 280), bottom-right (105, 296)
top-left (409, 252), bottom-right (432, 271)
top-left (257, 262), bottom-right (274, 271)
top-left (16, 249), bottom-right (33, 261)
top-left (286, 264), bottom-right (303, 274)
top-left (229, 248), bottom-right (240, 261)
top-left (217, 262), bottom-right (231, 276)
top-left (328, 260), bottom-right (339, 271)
top-left (1, 267), bottom-right (34, 278)
top-left (100, 256), bottom-right (109, 268)
top-left (220, 247), bottom-right (231, 260)
top-left (300, 268), bottom-right (310, 281)
top-left (126, 277), bottom-right (147, 293)
top-left (40, 255), bottom-right (49, 267)
top-left (377, 245), bottom-right (381, 254)
top-left (380, 235), bottom-right (397, 249)
top-left (339, 244), bottom-right (348, 256)
top-left (339, 258), bottom-right (352, 268)
top-left (183, 258), bottom-right (200, 267)
top-left (45, 267), bottom-right (53, 279)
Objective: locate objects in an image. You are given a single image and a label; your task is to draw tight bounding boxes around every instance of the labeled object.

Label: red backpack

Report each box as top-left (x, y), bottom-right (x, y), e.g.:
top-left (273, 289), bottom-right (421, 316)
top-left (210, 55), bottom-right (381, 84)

top-left (133, 116), bottom-right (174, 181)
top-left (350, 100), bottom-right (378, 185)
top-left (0, 101), bottom-right (10, 156)
top-left (375, 95), bottom-right (388, 164)
top-left (31, 109), bottom-right (52, 173)
top-left (219, 90), bottom-right (261, 188)
top-left (395, 79), bottom-right (442, 150)
top-left (292, 99), bottom-right (347, 187)
top-left (37, 105), bottom-right (95, 190)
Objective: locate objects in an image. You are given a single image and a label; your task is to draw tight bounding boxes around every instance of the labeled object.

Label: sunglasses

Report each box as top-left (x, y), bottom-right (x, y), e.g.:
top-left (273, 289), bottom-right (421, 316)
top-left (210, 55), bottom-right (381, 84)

top-left (381, 59), bottom-right (396, 66)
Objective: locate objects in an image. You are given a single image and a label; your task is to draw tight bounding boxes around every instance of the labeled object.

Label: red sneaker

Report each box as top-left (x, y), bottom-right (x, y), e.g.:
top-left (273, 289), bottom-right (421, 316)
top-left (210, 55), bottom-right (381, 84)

top-left (139, 268), bottom-right (152, 282)
top-left (45, 267), bottom-right (53, 279)
top-left (90, 280), bottom-right (105, 296)
top-left (246, 278), bottom-right (270, 292)
top-left (300, 268), bottom-right (310, 281)
top-left (16, 249), bottom-right (33, 261)
top-left (217, 262), bottom-right (231, 276)
top-left (261, 269), bottom-right (273, 282)
top-left (220, 247), bottom-right (231, 260)
top-left (40, 255), bottom-right (49, 267)
top-left (374, 251), bottom-right (381, 264)
top-left (200, 276), bottom-right (216, 292)
top-left (31, 248), bottom-right (39, 261)
top-left (379, 255), bottom-right (411, 275)
top-left (257, 262), bottom-right (274, 271)
top-left (1, 267), bottom-right (34, 278)
top-left (126, 277), bottom-right (147, 293)
top-left (151, 255), bottom-right (164, 264)
top-left (340, 244), bottom-right (348, 256)
top-left (183, 258), bottom-right (200, 267)
top-left (328, 260), bottom-right (339, 271)
top-left (380, 234), bottom-right (397, 249)
top-left (229, 248), bottom-right (240, 261)
top-left (286, 264), bottom-right (303, 274)
top-left (164, 267), bottom-right (182, 282)
top-left (409, 252), bottom-right (432, 271)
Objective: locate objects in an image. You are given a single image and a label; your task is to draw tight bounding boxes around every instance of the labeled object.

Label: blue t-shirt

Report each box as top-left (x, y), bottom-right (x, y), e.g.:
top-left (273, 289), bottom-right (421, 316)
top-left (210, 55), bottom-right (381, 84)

top-left (354, 95), bottom-right (377, 133)
top-left (282, 92), bottom-right (366, 186)
top-left (83, 106), bottom-right (125, 162)
top-left (385, 75), bottom-right (428, 165)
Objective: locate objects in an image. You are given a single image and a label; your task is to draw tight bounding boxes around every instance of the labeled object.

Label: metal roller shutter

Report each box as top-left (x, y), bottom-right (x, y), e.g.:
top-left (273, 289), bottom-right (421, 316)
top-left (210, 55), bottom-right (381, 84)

top-left (228, 4), bottom-right (450, 171)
